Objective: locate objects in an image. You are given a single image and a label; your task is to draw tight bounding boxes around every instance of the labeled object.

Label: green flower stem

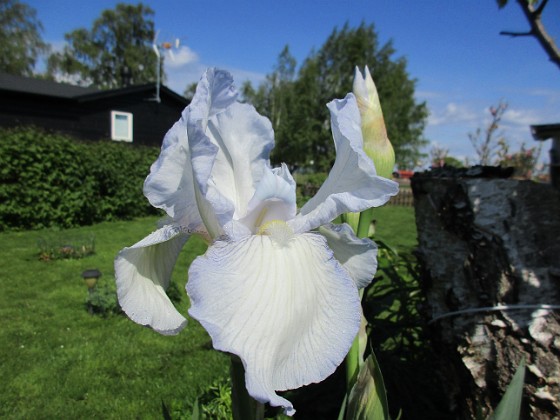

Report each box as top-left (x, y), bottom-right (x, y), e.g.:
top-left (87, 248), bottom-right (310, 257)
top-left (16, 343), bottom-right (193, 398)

top-left (356, 208), bottom-right (374, 239)
top-left (230, 356), bottom-right (264, 420)
top-left (345, 208), bottom-right (374, 390)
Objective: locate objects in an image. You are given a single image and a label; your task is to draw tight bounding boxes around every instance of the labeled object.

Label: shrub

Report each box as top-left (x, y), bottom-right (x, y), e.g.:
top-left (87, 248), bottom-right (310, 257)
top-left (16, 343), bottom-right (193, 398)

top-left (294, 172), bottom-right (328, 207)
top-left (0, 126), bottom-right (160, 230)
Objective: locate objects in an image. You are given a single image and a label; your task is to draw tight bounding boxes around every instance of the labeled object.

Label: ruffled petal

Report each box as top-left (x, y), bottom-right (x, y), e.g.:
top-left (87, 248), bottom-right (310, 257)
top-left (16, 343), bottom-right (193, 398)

top-left (188, 68), bottom-right (238, 122)
top-left (290, 94), bottom-right (398, 234)
top-left (318, 223), bottom-right (378, 289)
top-left (143, 118), bottom-right (204, 230)
top-left (187, 69), bottom-right (275, 234)
top-left (187, 231), bottom-right (361, 415)
top-left (232, 164), bottom-right (297, 237)
top-left (115, 225), bottom-right (189, 335)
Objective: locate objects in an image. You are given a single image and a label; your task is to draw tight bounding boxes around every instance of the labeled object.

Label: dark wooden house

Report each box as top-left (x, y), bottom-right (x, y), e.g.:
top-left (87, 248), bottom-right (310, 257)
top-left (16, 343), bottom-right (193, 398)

top-left (0, 73), bottom-right (189, 147)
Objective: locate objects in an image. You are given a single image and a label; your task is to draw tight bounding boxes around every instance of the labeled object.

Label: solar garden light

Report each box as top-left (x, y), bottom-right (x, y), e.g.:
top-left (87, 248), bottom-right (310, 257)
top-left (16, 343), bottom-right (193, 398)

top-left (82, 269), bottom-right (101, 289)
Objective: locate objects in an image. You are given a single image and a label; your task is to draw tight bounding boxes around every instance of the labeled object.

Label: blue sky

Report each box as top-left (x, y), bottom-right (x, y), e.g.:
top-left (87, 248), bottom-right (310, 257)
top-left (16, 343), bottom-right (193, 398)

top-left (28, 0), bottom-right (560, 167)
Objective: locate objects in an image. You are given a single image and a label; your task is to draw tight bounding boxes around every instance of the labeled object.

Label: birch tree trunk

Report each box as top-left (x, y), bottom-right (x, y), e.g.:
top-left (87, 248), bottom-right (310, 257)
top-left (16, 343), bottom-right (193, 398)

top-left (411, 167), bottom-right (560, 419)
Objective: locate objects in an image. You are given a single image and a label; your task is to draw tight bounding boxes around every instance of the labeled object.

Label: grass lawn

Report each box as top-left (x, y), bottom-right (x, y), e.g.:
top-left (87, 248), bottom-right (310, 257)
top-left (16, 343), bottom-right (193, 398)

top-left (0, 206), bottom-right (418, 419)
top-left (0, 216), bottom-right (229, 419)
top-left (371, 205), bottom-right (417, 253)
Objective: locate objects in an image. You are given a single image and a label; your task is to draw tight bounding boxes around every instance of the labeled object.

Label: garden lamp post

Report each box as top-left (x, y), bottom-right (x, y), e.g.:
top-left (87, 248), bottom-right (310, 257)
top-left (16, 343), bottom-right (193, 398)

top-left (82, 269), bottom-right (101, 289)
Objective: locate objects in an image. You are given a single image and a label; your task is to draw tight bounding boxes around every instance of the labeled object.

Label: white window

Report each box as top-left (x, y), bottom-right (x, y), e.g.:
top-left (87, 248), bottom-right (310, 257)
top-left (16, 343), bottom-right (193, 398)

top-left (111, 111), bottom-right (133, 142)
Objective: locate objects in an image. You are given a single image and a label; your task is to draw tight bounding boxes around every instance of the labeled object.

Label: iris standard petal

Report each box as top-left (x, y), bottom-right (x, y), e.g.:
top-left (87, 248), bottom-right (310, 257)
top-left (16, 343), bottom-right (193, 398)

top-left (318, 223), bottom-right (378, 290)
top-left (187, 230), bottom-right (361, 415)
top-left (143, 119), bottom-right (206, 231)
top-left (187, 69), bottom-right (275, 234)
top-left (234, 164), bottom-right (297, 236)
top-left (206, 102), bottom-right (275, 220)
top-left (291, 94), bottom-right (398, 233)
top-left (115, 225), bottom-right (189, 335)
top-left (188, 68), bottom-right (238, 122)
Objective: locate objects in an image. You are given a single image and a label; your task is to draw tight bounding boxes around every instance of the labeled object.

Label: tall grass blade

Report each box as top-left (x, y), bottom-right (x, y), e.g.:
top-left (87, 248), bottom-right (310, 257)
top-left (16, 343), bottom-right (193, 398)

top-left (490, 358), bottom-right (526, 420)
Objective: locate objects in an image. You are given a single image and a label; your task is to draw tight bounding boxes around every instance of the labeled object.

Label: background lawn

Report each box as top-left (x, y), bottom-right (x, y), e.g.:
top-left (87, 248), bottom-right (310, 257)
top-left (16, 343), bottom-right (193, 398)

top-left (0, 216), bottom-right (228, 419)
top-left (0, 206), bottom-right (418, 419)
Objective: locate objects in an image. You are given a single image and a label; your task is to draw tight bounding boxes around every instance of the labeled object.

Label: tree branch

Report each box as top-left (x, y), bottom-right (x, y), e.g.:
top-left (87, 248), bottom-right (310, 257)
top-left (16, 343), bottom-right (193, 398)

top-left (511, 0), bottom-right (560, 70)
top-left (500, 30), bottom-right (533, 37)
top-left (533, 0), bottom-right (548, 18)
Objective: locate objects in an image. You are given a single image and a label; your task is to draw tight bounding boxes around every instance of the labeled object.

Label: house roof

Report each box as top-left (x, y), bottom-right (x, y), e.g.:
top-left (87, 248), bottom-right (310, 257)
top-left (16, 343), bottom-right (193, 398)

top-left (0, 72), bottom-right (188, 106)
top-left (0, 73), bottom-right (99, 98)
top-left (76, 83), bottom-right (189, 106)
top-left (531, 123), bottom-right (560, 141)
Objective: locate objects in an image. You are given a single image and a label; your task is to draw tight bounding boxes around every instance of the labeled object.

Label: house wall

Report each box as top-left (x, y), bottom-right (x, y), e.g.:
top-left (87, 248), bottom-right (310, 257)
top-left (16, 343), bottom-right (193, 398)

top-left (0, 91), bottom-right (84, 138)
top-left (79, 92), bottom-right (185, 146)
top-left (0, 88), bottom-right (187, 147)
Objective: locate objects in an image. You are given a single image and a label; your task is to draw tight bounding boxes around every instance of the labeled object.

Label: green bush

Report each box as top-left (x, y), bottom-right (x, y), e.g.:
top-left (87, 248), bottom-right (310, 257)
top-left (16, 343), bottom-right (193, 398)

top-left (85, 277), bottom-right (121, 317)
top-left (0, 126), bottom-right (160, 230)
top-left (294, 172), bottom-right (328, 207)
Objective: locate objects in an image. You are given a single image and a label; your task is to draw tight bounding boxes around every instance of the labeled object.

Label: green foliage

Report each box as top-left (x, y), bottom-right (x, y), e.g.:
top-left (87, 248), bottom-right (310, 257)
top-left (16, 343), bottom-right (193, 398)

top-left (361, 212), bottom-right (451, 419)
top-left (198, 379), bottom-right (233, 419)
top-left (85, 276), bottom-right (120, 317)
top-left (345, 350), bottom-right (390, 420)
top-left (47, 3), bottom-right (159, 88)
top-left (0, 126), bottom-right (159, 230)
top-left (0, 0), bottom-right (48, 76)
top-left (243, 23), bottom-right (428, 170)
top-left (496, 140), bottom-right (541, 179)
top-left (0, 217), bottom-right (228, 418)
top-left (294, 171), bottom-right (328, 206)
top-left (490, 358), bottom-right (526, 420)
top-left (169, 379), bottom-right (233, 419)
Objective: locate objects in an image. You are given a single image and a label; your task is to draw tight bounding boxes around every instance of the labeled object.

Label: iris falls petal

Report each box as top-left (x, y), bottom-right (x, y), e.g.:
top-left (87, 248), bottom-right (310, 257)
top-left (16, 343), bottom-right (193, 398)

top-left (318, 223), bottom-right (378, 290)
top-left (115, 225), bottom-right (189, 335)
top-left (187, 230), bottom-right (361, 415)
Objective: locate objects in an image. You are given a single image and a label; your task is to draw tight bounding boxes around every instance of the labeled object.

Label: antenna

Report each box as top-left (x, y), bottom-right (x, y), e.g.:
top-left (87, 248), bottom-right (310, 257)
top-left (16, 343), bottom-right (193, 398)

top-left (150, 30), bottom-right (182, 103)
top-left (151, 30), bottom-right (161, 103)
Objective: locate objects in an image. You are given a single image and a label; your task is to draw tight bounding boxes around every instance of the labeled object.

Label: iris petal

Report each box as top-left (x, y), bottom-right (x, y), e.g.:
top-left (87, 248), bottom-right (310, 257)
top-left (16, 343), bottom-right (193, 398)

top-left (187, 69), bottom-right (275, 234)
top-left (318, 223), bottom-right (378, 289)
top-left (234, 164), bottom-right (297, 236)
top-left (143, 119), bottom-right (205, 231)
top-left (290, 94), bottom-right (398, 233)
top-left (115, 225), bottom-right (189, 335)
top-left (187, 232), bottom-right (361, 415)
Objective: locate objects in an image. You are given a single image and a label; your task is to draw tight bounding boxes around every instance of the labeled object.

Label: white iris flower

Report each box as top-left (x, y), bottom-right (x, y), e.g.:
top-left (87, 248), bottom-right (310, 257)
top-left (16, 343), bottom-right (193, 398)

top-left (115, 68), bottom-right (398, 415)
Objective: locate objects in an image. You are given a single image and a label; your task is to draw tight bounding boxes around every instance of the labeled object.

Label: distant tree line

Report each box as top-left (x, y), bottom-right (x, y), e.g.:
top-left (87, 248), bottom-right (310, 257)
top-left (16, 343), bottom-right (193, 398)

top-left (0, 0), bottom-right (429, 170)
top-left (0, 0), bottom-right (158, 88)
top-left (240, 24), bottom-right (428, 170)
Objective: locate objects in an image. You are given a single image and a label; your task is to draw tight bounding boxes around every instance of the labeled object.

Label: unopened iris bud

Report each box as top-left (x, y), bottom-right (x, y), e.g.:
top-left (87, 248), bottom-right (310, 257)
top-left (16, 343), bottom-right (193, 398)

top-left (353, 66), bottom-right (395, 179)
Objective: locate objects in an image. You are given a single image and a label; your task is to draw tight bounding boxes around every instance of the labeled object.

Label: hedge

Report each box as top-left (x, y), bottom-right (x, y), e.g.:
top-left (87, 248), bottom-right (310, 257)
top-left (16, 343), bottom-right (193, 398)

top-left (0, 127), bottom-right (161, 230)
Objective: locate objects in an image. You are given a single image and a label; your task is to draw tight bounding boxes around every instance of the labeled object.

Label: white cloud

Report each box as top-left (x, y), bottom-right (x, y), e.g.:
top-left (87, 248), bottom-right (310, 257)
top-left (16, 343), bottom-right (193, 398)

top-left (502, 108), bottom-right (542, 127)
top-left (428, 102), bottom-right (478, 126)
top-left (415, 90), bottom-right (442, 100)
top-left (165, 46), bottom-right (198, 68)
top-left (162, 44), bottom-right (266, 96)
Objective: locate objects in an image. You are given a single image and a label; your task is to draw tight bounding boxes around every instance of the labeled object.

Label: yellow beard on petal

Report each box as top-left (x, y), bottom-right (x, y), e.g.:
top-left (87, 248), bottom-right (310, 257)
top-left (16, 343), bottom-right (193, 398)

top-left (258, 220), bottom-right (294, 246)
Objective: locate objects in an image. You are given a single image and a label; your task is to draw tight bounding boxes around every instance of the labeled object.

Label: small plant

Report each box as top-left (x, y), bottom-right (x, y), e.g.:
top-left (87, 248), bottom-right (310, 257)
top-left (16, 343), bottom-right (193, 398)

top-left (85, 276), bottom-right (120, 317)
top-left (38, 234), bottom-right (95, 261)
top-left (167, 378), bottom-right (233, 420)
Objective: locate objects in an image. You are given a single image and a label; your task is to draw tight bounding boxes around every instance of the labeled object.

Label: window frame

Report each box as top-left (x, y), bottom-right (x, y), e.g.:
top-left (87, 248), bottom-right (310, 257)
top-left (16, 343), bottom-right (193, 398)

top-left (110, 110), bottom-right (133, 142)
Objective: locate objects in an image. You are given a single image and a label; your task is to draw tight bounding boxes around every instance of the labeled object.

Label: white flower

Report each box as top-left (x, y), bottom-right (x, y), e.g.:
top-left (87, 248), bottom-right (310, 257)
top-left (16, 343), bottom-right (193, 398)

top-left (115, 68), bottom-right (398, 415)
